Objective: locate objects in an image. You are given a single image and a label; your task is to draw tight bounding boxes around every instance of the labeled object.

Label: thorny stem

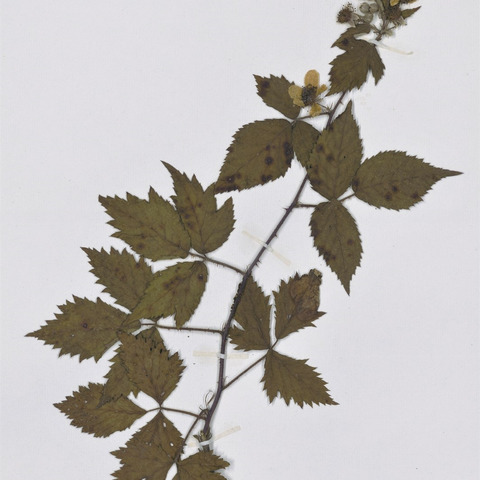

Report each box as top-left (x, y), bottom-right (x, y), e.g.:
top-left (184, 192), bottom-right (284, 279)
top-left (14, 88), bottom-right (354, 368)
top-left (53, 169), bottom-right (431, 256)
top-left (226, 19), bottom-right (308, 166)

top-left (178, 90), bottom-right (349, 455)
top-left (190, 251), bottom-right (246, 275)
top-left (201, 174), bottom-right (310, 436)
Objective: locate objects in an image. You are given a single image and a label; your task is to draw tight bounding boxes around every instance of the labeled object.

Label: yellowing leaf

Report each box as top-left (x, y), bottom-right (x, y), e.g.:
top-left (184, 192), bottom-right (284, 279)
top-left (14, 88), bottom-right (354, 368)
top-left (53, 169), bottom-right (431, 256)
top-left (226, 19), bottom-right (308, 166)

top-left (130, 261), bottom-right (208, 327)
top-left (306, 101), bottom-right (363, 199)
top-left (26, 297), bottom-right (129, 362)
top-left (329, 40), bottom-right (385, 95)
top-left (229, 277), bottom-right (271, 351)
top-left (274, 270), bottom-right (325, 340)
top-left (118, 331), bottom-right (184, 404)
top-left (99, 188), bottom-right (190, 261)
top-left (174, 451), bottom-right (230, 480)
top-left (82, 247), bottom-right (154, 312)
top-left (215, 119), bottom-right (294, 193)
top-left (112, 412), bottom-right (182, 480)
top-left (352, 151), bottom-right (461, 210)
top-left (262, 350), bottom-right (337, 407)
top-left (99, 329), bottom-right (164, 406)
top-left (164, 163), bottom-right (235, 254)
top-left (310, 201), bottom-right (362, 294)
top-left (54, 383), bottom-right (146, 438)
top-left (292, 120), bottom-right (320, 168)
top-left (254, 74), bottom-right (301, 119)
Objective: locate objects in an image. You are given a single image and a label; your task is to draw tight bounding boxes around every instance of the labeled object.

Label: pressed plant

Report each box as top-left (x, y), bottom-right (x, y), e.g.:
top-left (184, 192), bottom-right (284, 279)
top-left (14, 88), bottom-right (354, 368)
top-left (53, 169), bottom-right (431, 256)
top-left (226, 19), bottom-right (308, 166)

top-left (27, 1), bottom-right (461, 478)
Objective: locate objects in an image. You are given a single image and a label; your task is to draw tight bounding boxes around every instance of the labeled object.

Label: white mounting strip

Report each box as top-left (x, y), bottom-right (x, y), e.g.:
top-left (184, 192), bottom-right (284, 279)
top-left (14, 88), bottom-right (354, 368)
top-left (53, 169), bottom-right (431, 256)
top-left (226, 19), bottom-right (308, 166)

top-left (242, 230), bottom-right (291, 266)
top-left (356, 34), bottom-right (413, 55)
top-left (187, 426), bottom-right (242, 448)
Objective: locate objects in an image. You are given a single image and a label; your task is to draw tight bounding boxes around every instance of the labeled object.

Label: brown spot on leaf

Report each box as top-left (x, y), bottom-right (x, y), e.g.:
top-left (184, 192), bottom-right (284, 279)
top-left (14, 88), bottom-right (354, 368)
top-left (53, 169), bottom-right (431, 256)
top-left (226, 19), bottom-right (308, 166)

top-left (392, 185), bottom-right (399, 193)
top-left (137, 242), bottom-right (145, 251)
top-left (283, 141), bottom-right (293, 159)
top-left (261, 174), bottom-right (273, 183)
top-left (411, 192), bottom-right (420, 200)
top-left (347, 239), bottom-right (354, 246)
top-left (385, 192), bottom-right (392, 201)
top-left (341, 38), bottom-right (349, 47)
top-left (265, 156), bottom-right (274, 165)
top-left (316, 144), bottom-right (324, 153)
top-left (259, 80), bottom-right (270, 96)
top-left (226, 176), bottom-right (235, 183)
top-left (326, 154), bottom-right (335, 163)
top-left (197, 274), bottom-right (204, 281)
top-left (82, 322), bottom-right (88, 329)
top-left (352, 179), bottom-right (359, 189)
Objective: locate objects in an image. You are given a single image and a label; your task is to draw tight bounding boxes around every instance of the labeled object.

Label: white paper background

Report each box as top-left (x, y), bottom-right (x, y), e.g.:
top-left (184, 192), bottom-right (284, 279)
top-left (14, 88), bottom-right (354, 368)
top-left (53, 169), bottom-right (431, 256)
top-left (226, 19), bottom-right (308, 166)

top-left (1, 1), bottom-right (479, 479)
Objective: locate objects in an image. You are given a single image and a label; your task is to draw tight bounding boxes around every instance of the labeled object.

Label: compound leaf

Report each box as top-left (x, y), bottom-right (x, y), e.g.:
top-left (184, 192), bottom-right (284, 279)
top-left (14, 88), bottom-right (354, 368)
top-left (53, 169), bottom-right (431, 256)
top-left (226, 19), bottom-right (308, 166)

top-left (174, 451), bottom-right (230, 480)
top-left (274, 270), bottom-right (324, 340)
top-left (99, 329), bottom-right (164, 406)
top-left (112, 412), bottom-right (183, 480)
top-left (329, 39), bottom-right (385, 95)
top-left (82, 247), bottom-right (154, 311)
top-left (99, 188), bottom-right (190, 261)
top-left (215, 119), bottom-right (294, 193)
top-left (118, 331), bottom-right (184, 404)
top-left (54, 383), bottom-right (146, 438)
top-left (26, 297), bottom-right (129, 362)
top-left (262, 350), bottom-right (337, 407)
top-left (310, 200), bottom-right (362, 294)
top-left (229, 277), bottom-right (271, 351)
top-left (164, 163), bottom-right (235, 254)
top-left (254, 74), bottom-right (301, 119)
top-left (352, 151), bottom-right (462, 210)
top-left (130, 261), bottom-right (208, 327)
top-left (306, 101), bottom-right (363, 199)
top-left (292, 120), bottom-right (320, 168)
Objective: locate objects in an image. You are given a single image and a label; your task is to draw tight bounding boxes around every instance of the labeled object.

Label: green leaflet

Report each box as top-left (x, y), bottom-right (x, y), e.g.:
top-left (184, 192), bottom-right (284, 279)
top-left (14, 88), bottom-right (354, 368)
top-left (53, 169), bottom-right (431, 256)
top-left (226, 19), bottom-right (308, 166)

top-left (164, 162), bottom-right (235, 254)
top-left (215, 119), bottom-right (294, 193)
top-left (118, 331), bottom-right (184, 404)
top-left (274, 270), bottom-right (324, 340)
top-left (329, 39), bottom-right (385, 95)
top-left (82, 247), bottom-right (154, 312)
top-left (306, 101), bottom-right (363, 199)
top-left (229, 277), bottom-right (271, 351)
top-left (99, 188), bottom-right (190, 261)
top-left (254, 74), bottom-right (301, 119)
top-left (112, 412), bottom-right (183, 480)
top-left (352, 151), bottom-right (462, 210)
top-left (99, 328), bottom-right (164, 406)
top-left (310, 200), bottom-right (362, 294)
top-left (174, 451), bottom-right (230, 480)
top-left (262, 350), bottom-right (337, 407)
top-left (26, 296), bottom-right (130, 362)
top-left (130, 261), bottom-right (208, 327)
top-left (54, 383), bottom-right (146, 438)
top-left (292, 120), bottom-right (320, 168)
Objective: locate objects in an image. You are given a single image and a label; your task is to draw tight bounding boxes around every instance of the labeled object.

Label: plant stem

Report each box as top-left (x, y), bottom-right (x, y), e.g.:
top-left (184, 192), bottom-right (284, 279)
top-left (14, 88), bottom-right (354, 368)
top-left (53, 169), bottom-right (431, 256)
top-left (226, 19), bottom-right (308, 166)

top-left (201, 173), bottom-right (310, 436)
top-left (161, 406), bottom-right (204, 419)
top-left (156, 324), bottom-right (223, 335)
top-left (190, 252), bottom-right (246, 275)
top-left (176, 91), bottom-right (350, 451)
top-left (223, 353), bottom-right (268, 390)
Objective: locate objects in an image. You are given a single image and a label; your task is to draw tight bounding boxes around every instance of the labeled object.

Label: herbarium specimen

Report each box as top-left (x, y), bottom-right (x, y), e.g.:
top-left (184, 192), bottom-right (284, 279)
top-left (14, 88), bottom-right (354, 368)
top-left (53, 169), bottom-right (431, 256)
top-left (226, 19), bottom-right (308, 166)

top-left (27, 1), bottom-right (461, 478)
